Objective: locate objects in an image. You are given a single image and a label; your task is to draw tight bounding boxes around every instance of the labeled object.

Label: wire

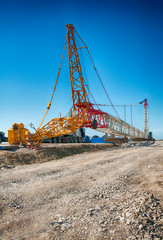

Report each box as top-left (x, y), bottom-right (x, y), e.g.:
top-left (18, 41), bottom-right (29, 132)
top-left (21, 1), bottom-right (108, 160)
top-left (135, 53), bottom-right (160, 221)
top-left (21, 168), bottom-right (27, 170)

top-left (130, 105), bottom-right (133, 126)
top-left (75, 34), bottom-right (89, 88)
top-left (74, 32), bottom-right (99, 109)
top-left (91, 103), bottom-right (139, 107)
top-left (37, 33), bottom-right (68, 131)
top-left (83, 79), bottom-right (100, 109)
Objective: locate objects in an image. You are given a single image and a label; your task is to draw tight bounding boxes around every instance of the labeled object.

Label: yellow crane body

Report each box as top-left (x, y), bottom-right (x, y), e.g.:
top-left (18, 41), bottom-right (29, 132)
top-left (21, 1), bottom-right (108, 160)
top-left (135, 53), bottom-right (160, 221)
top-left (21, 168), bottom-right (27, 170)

top-left (8, 123), bottom-right (30, 145)
top-left (8, 24), bottom-right (95, 147)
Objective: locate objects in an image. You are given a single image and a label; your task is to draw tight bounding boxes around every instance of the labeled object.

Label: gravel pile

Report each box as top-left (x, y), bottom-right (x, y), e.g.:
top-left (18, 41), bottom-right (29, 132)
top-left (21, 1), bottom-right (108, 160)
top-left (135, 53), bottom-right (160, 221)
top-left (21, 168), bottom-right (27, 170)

top-left (52, 192), bottom-right (163, 240)
top-left (47, 172), bottom-right (163, 239)
top-left (124, 193), bottom-right (163, 239)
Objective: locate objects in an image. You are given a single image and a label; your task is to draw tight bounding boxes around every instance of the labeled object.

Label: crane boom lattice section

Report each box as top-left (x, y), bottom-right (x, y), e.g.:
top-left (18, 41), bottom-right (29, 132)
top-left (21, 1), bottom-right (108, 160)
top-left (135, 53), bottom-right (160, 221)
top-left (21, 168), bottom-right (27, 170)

top-left (96, 113), bottom-right (148, 139)
top-left (67, 24), bottom-right (89, 107)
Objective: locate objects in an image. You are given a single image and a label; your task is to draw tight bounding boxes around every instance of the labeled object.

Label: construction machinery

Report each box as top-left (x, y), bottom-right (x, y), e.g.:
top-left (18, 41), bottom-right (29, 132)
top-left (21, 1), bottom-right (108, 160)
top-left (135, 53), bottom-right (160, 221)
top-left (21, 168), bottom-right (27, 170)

top-left (0, 131), bottom-right (7, 143)
top-left (48, 128), bottom-right (85, 143)
top-left (8, 24), bottom-right (106, 147)
top-left (8, 24), bottom-right (149, 148)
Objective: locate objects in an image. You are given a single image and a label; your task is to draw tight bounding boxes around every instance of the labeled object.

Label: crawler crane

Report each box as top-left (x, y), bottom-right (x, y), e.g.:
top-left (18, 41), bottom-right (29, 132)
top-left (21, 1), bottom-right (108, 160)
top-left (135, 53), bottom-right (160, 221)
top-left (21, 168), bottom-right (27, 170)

top-left (8, 24), bottom-right (108, 147)
top-left (8, 24), bottom-right (149, 147)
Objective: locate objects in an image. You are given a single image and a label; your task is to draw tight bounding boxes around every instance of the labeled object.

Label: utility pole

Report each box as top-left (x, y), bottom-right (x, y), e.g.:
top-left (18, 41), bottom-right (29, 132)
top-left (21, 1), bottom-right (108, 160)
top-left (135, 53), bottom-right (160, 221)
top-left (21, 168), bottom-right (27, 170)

top-left (124, 105), bottom-right (126, 122)
top-left (130, 105), bottom-right (133, 126)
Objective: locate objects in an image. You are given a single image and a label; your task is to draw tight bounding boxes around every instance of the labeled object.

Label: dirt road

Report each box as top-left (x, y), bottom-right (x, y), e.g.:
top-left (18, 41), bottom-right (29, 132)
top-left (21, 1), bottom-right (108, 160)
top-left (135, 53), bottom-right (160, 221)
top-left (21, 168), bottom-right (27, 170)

top-left (0, 141), bottom-right (163, 239)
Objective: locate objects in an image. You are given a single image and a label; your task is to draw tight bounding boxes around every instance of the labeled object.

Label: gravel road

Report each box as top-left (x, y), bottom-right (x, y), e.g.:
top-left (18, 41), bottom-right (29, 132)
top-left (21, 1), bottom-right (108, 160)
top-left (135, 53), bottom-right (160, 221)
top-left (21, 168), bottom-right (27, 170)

top-left (0, 141), bottom-right (163, 240)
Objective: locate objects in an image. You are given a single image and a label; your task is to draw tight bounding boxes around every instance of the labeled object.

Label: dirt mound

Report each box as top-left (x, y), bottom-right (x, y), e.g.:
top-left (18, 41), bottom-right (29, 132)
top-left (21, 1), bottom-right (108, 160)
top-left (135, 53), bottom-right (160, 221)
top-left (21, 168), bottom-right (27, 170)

top-left (0, 143), bottom-right (113, 168)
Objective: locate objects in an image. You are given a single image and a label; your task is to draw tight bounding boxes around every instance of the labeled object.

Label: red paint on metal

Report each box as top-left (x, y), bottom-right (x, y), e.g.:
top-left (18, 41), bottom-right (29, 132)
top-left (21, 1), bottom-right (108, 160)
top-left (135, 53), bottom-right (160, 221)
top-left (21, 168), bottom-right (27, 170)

top-left (144, 99), bottom-right (148, 107)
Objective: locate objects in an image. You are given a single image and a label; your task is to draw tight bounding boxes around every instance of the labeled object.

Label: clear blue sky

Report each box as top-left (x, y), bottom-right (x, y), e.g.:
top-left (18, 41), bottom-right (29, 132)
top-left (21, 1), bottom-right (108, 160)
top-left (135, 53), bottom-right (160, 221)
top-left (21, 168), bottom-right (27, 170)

top-left (0, 0), bottom-right (163, 139)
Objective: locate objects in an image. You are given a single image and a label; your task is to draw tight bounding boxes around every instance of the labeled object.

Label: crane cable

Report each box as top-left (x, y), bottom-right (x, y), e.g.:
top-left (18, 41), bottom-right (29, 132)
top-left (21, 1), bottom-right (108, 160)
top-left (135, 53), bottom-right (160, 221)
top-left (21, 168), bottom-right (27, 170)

top-left (75, 34), bottom-right (100, 109)
top-left (37, 33), bottom-right (68, 131)
top-left (91, 103), bottom-right (139, 107)
top-left (74, 29), bottom-right (121, 120)
top-left (74, 35), bottom-right (89, 93)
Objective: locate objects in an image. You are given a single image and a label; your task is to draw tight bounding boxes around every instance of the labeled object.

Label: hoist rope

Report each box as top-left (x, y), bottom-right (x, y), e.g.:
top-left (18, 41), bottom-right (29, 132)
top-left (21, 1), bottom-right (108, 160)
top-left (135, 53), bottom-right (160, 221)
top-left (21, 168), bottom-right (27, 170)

top-left (75, 33), bottom-right (99, 109)
top-left (91, 103), bottom-right (139, 107)
top-left (37, 33), bottom-right (68, 131)
top-left (75, 35), bottom-right (89, 89)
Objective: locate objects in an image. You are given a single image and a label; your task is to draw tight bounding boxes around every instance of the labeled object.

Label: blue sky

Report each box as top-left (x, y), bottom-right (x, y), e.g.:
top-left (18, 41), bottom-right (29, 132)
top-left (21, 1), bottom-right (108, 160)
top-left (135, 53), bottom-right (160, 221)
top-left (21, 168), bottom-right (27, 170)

top-left (0, 0), bottom-right (163, 139)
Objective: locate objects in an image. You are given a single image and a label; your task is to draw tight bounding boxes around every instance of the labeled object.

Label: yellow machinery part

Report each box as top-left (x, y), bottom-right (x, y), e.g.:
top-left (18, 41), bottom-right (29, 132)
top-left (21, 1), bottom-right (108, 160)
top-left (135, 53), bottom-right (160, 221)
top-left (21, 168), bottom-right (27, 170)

top-left (8, 123), bottom-right (30, 145)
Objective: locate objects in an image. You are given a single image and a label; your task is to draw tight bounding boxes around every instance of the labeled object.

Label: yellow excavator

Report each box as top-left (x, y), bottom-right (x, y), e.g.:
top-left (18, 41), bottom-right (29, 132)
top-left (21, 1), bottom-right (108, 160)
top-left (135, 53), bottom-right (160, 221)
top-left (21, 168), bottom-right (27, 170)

top-left (8, 24), bottom-right (108, 148)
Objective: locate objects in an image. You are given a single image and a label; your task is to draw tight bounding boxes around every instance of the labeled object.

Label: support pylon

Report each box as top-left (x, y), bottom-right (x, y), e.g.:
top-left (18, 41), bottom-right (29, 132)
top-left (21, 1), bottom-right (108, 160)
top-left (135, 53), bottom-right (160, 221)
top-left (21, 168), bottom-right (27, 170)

top-left (144, 99), bottom-right (148, 136)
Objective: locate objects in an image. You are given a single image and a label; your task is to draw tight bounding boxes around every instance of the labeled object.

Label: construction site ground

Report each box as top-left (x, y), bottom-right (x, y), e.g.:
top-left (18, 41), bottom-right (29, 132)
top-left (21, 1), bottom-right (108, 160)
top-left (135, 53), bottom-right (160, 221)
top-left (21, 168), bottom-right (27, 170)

top-left (0, 141), bottom-right (163, 240)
